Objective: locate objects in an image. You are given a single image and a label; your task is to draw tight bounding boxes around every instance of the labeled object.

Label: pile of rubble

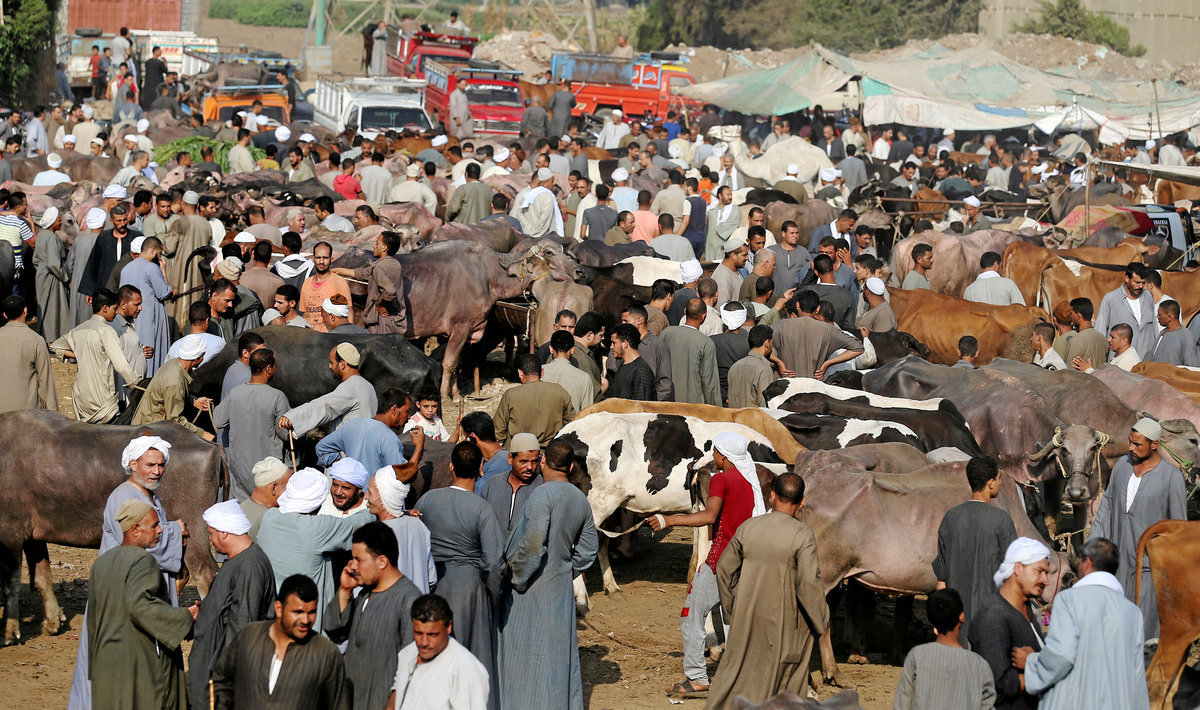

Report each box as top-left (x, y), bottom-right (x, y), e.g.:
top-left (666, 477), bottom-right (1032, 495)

top-left (475, 30), bottom-right (579, 79)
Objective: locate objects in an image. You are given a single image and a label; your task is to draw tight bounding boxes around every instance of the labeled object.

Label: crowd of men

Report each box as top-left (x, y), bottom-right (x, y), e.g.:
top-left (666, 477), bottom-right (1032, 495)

top-left (0, 34), bottom-right (1196, 708)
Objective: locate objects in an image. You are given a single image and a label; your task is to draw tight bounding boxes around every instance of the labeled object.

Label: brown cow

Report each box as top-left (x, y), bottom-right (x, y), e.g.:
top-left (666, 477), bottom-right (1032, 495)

top-left (891, 229), bottom-right (1025, 297)
top-left (888, 288), bottom-right (1047, 365)
top-left (912, 187), bottom-right (946, 221)
top-left (1017, 260), bottom-right (1200, 328)
top-left (1137, 519), bottom-right (1200, 710)
top-left (1134, 361), bottom-right (1200, 407)
top-left (1155, 179), bottom-right (1200, 205)
top-left (1001, 239), bottom-right (1154, 307)
top-left (577, 399), bottom-right (805, 463)
top-left (764, 199), bottom-right (837, 247)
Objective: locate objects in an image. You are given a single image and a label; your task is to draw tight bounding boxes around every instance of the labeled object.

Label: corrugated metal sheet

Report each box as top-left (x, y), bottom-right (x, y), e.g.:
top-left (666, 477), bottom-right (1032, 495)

top-left (68, 0), bottom-right (181, 34)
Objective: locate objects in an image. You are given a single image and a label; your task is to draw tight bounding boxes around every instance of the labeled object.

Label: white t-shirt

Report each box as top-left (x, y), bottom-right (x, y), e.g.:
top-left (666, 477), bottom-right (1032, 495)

top-left (1126, 472), bottom-right (1143, 512)
top-left (269, 653), bottom-right (283, 693)
top-left (1125, 296), bottom-right (1142, 325)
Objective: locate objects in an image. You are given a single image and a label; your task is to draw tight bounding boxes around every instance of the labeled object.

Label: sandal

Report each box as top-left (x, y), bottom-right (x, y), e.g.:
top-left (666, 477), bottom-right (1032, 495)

top-left (667, 679), bottom-right (710, 698)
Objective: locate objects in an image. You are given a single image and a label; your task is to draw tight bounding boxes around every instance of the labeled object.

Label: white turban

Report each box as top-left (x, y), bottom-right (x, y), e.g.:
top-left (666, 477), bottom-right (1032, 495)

top-left (38, 207), bottom-right (59, 229)
top-left (724, 231), bottom-right (747, 252)
top-left (299, 133), bottom-right (316, 143)
top-left (136, 118), bottom-right (150, 133)
top-left (47, 153), bottom-right (62, 168)
top-left (712, 432), bottom-right (766, 517)
top-left (536, 167), bottom-right (553, 181)
top-left (176, 334), bottom-right (207, 360)
top-left (275, 126), bottom-right (292, 142)
top-left (103, 184), bottom-right (127, 199)
top-left (611, 167), bottom-right (629, 182)
top-left (374, 465), bottom-right (410, 515)
top-left (680, 259), bottom-right (702, 283)
top-left (82, 105), bottom-right (95, 119)
top-left (252, 456), bottom-right (289, 487)
top-left (330, 458), bottom-right (369, 491)
top-left (431, 135), bottom-right (448, 147)
top-left (493, 147), bottom-right (510, 162)
top-left (943, 128), bottom-right (955, 136)
top-left (406, 163), bottom-right (421, 178)
top-left (322, 297), bottom-right (349, 318)
top-left (865, 276), bottom-right (886, 295)
top-left (1145, 139), bottom-right (1156, 149)
top-left (123, 134), bottom-right (138, 144)
top-left (262, 308), bottom-right (284, 325)
top-left (720, 304), bottom-right (747, 331)
top-left (611, 109), bottom-right (623, 118)
top-left (203, 500), bottom-right (251, 535)
top-left (994, 537), bottom-right (1051, 588)
top-left (785, 163), bottom-right (799, 175)
top-left (277, 468), bottom-right (329, 514)
top-left (63, 134), bottom-right (77, 144)
top-left (129, 236), bottom-right (146, 253)
top-left (233, 231), bottom-right (256, 243)
top-left (820, 168), bottom-right (837, 182)
top-left (121, 436), bottom-right (172, 474)
top-left (668, 143), bottom-right (682, 158)
top-left (85, 207), bottom-right (107, 230)
top-left (963, 195), bottom-right (982, 208)
top-left (1031, 163), bottom-right (1047, 175)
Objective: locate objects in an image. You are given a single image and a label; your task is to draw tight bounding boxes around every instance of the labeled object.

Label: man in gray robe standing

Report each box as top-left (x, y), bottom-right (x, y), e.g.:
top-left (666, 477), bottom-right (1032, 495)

top-left (120, 236), bottom-right (173, 376)
top-left (212, 348), bottom-right (290, 500)
top-left (546, 79), bottom-right (576, 138)
top-left (69, 207), bottom-right (105, 329)
top-left (416, 441), bottom-right (505, 707)
top-left (33, 207), bottom-right (70, 342)
top-left (449, 83), bottom-right (473, 140)
top-left (498, 438), bottom-right (598, 710)
top-left (1095, 262), bottom-right (1159, 361)
top-left (370, 22), bottom-right (388, 76)
top-left (1089, 418), bottom-right (1187, 640)
top-left (278, 343), bottom-right (377, 437)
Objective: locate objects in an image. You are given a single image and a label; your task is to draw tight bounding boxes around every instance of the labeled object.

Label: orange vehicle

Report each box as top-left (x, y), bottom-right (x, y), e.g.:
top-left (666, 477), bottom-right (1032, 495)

top-left (550, 52), bottom-right (700, 123)
top-left (202, 85), bottom-right (291, 125)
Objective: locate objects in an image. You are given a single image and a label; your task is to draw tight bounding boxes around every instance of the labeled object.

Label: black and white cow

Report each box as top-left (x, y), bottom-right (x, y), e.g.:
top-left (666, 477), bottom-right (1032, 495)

top-left (555, 412), bottom-right (787, 610)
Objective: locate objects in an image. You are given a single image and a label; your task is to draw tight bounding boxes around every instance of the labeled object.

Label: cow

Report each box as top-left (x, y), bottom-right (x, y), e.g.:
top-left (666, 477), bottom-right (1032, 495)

top-left (0, 411), bottom-right (224, 645)
top-left (1022, 259), bottom-right (1200, 328)
top-left (888, 287), bottom-right (1047, 365)
top-left (1136, 519), bottom-right (1200, 710)
top-left (1001, 238), bottom-right (1155, 307)
top-left (568, 240), bottom-right (656, 267)
top-left (763, 379), bottom-right (982, 457)
top-left (793, 444), bottom-right (1070, 685)
top-left (770, 411), bottom-right (924, 451)
top-left (1133, 362), bottom-right (1200, 407)
top-left (890, 229), bottom-right (1025, 297)
top-left (1047, 182), bottom-right (1130, 223)
top-left (1154, 179), bottom-right (1200, 206)
top-left (429, 219), bottom-right (525, 254)
top-left (763, 199), bottom-right (837, 246)
top-left (556, 412), bottom-right (788, 609)
top-left (189, 325), bottom-right (441, 406)
top-left (1090, 364), bottom-right (1200, 433)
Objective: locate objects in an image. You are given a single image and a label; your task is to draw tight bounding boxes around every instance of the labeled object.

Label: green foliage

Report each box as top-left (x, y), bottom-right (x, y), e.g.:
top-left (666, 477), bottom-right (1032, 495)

top-left (1016, 0), bottom-right (1145, 56)
top-left (636, 0), bottom-right (982, 54)
top-left (154, 137), bottom-right (264, 174)
top-left (207, 0), bottom-right (311, 28)
top-left (0, 0), bottom-right (57, 107)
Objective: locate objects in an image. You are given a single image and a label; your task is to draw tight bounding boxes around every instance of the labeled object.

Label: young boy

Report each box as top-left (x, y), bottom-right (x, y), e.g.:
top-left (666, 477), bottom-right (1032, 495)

top-left (402, 385), bottom-right (451, 441)
top-left (258, 144), bottom-right (280, 171)
top-left (333, 158), bottom-right (363, 200)
top-left (952, 335), bottom-right (979, 369)
top-left (892, 588), bottom-right (996, 710)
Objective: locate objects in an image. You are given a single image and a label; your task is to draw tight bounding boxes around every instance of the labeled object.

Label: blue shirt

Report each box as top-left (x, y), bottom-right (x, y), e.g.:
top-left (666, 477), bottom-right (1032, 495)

top-left (315, 416), bottom-right (408, 473)
top-left (477, 448), bottom-right (510, 489)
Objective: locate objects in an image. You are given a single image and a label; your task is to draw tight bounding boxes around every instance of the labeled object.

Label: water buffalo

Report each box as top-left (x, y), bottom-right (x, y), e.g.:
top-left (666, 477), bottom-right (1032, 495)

top-left (190, 325), bottom-right (441, 405)
top-left (568, 240), bottom-right (656, 267)
top-left (429, 219), bottom-right (525, 253)
top-left (890, 229), bottom-right (1025, 297)
top-left (575, 262), bottom-right (653, 334)
top-left (0, 411), bottom-right (224, 644)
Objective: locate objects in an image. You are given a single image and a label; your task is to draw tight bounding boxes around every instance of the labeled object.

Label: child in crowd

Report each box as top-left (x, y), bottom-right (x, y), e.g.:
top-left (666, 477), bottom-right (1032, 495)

top-left (402, 385), bottom-right (451, 441)
top-left (892, 588), bottom-right (996, 710)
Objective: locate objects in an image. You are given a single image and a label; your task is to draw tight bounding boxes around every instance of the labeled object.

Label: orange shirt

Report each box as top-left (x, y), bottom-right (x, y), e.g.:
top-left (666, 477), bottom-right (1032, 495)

top-left (631, 209), bottom-right (658, 243)
top-left (299, 273), bottom-right (352, 332)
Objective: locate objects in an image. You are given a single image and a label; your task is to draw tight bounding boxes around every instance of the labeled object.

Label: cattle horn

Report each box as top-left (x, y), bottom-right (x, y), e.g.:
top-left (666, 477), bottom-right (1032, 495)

top-left (1028, 426), bottom-right (1065, 463)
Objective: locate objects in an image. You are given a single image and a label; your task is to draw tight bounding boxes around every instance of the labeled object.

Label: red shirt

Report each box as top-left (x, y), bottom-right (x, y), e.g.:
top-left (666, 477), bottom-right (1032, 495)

top-left (333, 174), bottom-right (362, 200)
top-left (704, 468), bottom-right (754, 571)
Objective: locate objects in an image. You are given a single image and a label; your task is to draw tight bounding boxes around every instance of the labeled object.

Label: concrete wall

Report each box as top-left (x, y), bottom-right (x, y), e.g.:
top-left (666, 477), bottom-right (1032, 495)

top-left (979, 0), bottom-right (1200, 64)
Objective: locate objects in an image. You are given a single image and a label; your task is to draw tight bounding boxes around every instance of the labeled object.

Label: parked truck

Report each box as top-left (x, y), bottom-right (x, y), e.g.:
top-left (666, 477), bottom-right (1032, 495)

top-left (549, 51), bottom-right (701, 123)
top-left (314, 75), bottom-right (433, 135)
top-left (203, 85), bottom-right (292, 125)
top-left (424, 59), bottom-right (525, 137)
top-left (385, 28), bottom-right (478, 79)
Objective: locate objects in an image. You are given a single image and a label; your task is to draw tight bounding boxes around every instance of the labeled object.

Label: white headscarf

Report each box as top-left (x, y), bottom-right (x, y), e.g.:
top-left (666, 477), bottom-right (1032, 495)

top-left (203, 500), bottom-right (252, 535)
top-left (374, 465), bottom-right (410, 516)
top-left (276, 468), bottom-right (328, 514)
top-left (121, 436), bottom-right (172, 474)
top-left (720, 304), bottom-right (747, 331)
top-left (712, 432), bottom-right (766, 517)
top-left (85, 207), bottom-right (108, 230)
top-left (993, 537), bottom-right (1051, 588)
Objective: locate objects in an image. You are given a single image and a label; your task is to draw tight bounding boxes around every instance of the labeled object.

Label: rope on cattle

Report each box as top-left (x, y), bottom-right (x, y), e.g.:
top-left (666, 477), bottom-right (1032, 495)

top-left (1159, 439), bottom-right (1195, 475)
top-left (596, 517), bottom-right (650, 538)
top-left (1047, 431), bottom-right (1109, 551)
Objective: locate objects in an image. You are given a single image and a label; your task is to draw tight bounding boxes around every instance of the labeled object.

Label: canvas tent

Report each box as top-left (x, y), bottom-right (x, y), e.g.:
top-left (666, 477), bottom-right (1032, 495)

top-left (676, 44), bottom-right (859, 115)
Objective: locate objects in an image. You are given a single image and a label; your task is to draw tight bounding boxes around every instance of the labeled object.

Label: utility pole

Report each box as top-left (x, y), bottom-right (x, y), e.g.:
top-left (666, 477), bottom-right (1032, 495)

top-left (582, 0), bottom-right (597, 52)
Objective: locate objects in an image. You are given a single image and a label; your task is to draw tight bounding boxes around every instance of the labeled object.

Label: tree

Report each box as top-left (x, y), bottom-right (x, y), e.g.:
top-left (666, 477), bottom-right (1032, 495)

top-left (0, 0), bottom-right (59, 107)
top-left (1016, 0), bottom-right (1146, 56)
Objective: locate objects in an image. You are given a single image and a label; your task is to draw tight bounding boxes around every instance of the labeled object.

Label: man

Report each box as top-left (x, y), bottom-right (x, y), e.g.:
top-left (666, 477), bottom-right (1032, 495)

top-left (570, 311), bottom-right (606, 391)
top-left (390, 163), bottom-right (439, 213)
top-left (703, 186), bottom-right (741, 260)
top-left (1066, 297), bottom-right (1110, 369)
top-left (646, 280), bottom-right (674, 335)
top-left (615, 303), bottom-right (672, 401)
top-left (0, 295), bottom-right (57, 412)
top-left (542, 330), bottom-right (596, 411)
top-left (51, 288), bottom-right (142, 423)
top-left (187, 501), bottom-right (276, 710)
top-left (816, 124), bottom-right (844, 162)
top-left (108, 285), bottom-right (149, 405)
top-left (772, 291), bottom-right (863, 380)
top-left (119, 237), bottom-right (172, 376)
top-left (768, 220), bottom-right (810, 297)
top-left (162, 191), bottom-right (213, 326)
top-left (141, 193), bottom-right (178, 240)
top-left (710, 235), bottom-right (747, 306)
top-left (300, 242), bottom-right (352, 331)
top-left (272, 231), bottom-right (314, 296)
top-left (68, 435), bottom-right (188, 709)
top-left (1149, 299), bottom-right (1200, 366)
top-left (78, 201), bottom-right (136, 301)
top-left (706, 472), bottom-right (828, 707)
top-left (241, 457), bottom-right (292, 539)
top-left (449, 82), bottom-right (473, 140)
top-left (761, 119), bottom-right (789, 151)
top-left (932, 456), bottom-right (1016, 640)
top-left (580, 184), bottom-right (619, 241)
top-left (476, 433), bottom-right (544, 534)
top-left (447, 163), bottom-right (493, 224)
top-left (962, 195), bottom-right (994, 233)
top-left (0, 191), bottom-right (37, 277)
top-left (661, 298), bottom-right (721, 405)
top-left (597, 109), bottom-right (629, 150)
top-left (357, 152), bottom-right (393, 206)
top-left (603, 323), bottom-right (653, 400)
top-left (213, 348), bottom-right (290, 499)
top-left (650, 170), bottom-right (689, 228)
top-left (605, 209), bottom-right (636, 246)
top-left (268, 284), bottom-right (308, 328)
top-left (1031, 322), bottom-right (1068, 371)
top-left (807, 208), bottom-right (858, 258)
top-left (459, 413), bottom-right (509, 486)
top-left (1090, 418), bottom-right (1186, 639)
top-left (519, 95), bottom-right (549, 138)
top-left (240, 240), bottom-right (285, 310)
top-left (902, 242), bottom-right (934, 290)
top-left (132, 334), bottom-right (216, 440)
top-left (86, 500), bottom-right (197, 710)
top-left (368, 465), bottom-right (436, 594)
top-left (798, 254), bottom-right (856, 331)
top-left (211, 574), bottom-right (351, 709)
top-left (317, 387), bottom-right (423, 477)
top-left (334, 231), bottom-right (407, 334)
top-left (893, 589), bottom-right (997, 710)
top-left (1016, 538), bottom-right (1150, 709)
top-left (498, 439), bottom-right (598, 710)
top-left (968, 537), bottom-right (1050, 710)
top-left (511, 169), bottom-right (563, 238)
top-left (1095, 262), bottom-right (1158, 359)
top-left (387, 594), bottom-right (490, 710)
top-left (492, 354), bottom-right (573, 445)
top-left (711, 302), bottom-right (750, 404)
top-left (610, 167), bottom-right (639, 213)
top-left (963, 251), bottom-right (1024, 306)
top-left (1077, 324), bottom-right (1140, 373)
top-left (650, 432), bottom-right (765, 698)
top-left (773, 163), bottom-right (809, 202)
top-left (33, 152), bottom-right (72, 186)
top-left (279, 343), bottom-right (378, 437)
top-left (954, 335), bottom-right (980, 369)
top-left (164, 302), bottom-right (225, 366)
top-left (414, 441), bottom-right (505, 691)
top-left (324, 522), bottom-right (423, 710)
top-left (318, 458), bottom-right (372, 518)
top-left (727, 325), bottom-right (776, 408)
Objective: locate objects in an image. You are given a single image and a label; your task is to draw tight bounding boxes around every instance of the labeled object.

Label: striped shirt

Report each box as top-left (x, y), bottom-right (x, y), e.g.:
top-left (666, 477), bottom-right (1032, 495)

top-left (893, 641), bottom-right (996, 710)
top-left (0, 213), bottom-right (34, 268)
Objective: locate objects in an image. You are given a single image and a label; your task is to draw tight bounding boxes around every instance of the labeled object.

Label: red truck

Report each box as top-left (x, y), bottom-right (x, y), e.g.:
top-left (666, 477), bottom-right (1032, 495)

top-left (424, 59), bottom-right (525, 137)
top-left (385, 28), bottom-right (477, 79)
top-left (550, 51), bottom-right (701, 123)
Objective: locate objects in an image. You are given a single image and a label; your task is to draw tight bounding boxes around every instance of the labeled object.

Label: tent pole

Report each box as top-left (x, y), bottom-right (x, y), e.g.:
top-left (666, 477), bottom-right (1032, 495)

top-left (1152, 78), bottom-right (1163, 141)
top-left (1084, 160), bottom-right (1092, 238)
